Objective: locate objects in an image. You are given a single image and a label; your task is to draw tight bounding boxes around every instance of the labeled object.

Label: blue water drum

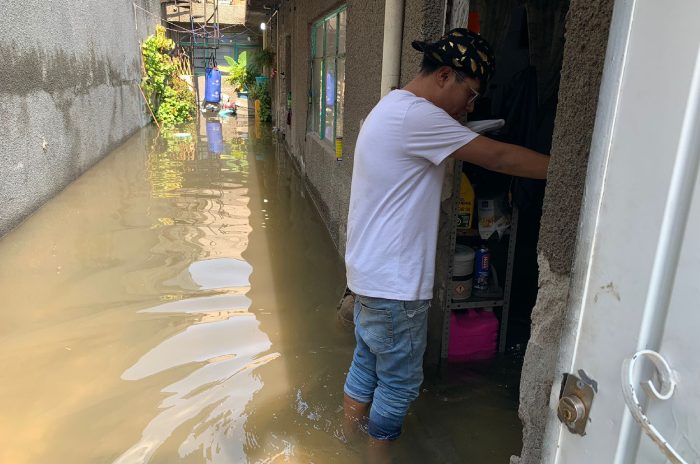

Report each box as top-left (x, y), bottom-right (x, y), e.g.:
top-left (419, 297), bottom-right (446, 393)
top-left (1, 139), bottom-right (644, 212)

top-left (206, 120), bottom-right (224, 154)
top-left (205, 67), bottom-right (222, 103)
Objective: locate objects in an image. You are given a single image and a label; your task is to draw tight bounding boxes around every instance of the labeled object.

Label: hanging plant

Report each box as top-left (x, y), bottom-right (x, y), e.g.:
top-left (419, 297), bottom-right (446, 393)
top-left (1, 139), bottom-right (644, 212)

top-left (252, 48), bottom-right (276, 73)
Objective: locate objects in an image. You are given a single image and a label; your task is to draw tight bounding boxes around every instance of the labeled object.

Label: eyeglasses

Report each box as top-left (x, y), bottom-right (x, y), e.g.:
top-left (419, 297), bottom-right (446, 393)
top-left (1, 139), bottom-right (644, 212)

top-left (467, 85), bottom-right (480, 105)
top-left (453, 70), bottom-right (480, 104)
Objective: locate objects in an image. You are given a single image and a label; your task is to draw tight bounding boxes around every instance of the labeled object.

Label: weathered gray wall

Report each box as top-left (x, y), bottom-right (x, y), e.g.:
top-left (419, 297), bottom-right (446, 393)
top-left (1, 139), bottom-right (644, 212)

top-left (513, 0), bottom-right (615, 462)
top-left (399, 0), bottom-right (446, 87)
top-left (0, 0), bottom-right (160, 237)
top-left (273, 0), bottom-right (385, 255)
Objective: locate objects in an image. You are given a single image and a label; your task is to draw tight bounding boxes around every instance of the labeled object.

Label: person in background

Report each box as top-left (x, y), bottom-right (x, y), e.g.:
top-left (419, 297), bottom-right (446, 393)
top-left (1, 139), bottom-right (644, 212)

top-left (342, 29), bottom-right (549, 463)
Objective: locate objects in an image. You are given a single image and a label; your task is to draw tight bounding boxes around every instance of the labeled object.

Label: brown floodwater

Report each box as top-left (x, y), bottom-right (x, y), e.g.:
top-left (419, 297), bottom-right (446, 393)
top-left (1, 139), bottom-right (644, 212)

top-left (0, 116), bottom-right (521, 463)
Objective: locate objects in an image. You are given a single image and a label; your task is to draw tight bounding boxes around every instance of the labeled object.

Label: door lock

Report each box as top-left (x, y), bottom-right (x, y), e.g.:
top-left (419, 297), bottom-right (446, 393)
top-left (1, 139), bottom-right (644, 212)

top-left (557, 370), bottom-right (597, 435)
top-left (559, 395), bottom-right (586, 424)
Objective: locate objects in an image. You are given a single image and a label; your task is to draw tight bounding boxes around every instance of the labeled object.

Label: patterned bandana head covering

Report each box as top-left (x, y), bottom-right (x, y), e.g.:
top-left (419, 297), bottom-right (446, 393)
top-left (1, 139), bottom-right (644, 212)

top-left (412, 28), bottom-right (496, 88)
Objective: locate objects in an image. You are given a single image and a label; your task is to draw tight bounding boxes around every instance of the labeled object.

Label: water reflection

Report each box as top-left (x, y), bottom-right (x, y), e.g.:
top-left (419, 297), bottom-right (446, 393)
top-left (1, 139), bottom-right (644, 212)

top-left (0, 115), bottom-right (316, 464)
top-left (114, 117), bottom-right (287, 463)
top-left (163, 258), bottom-right (253, 291)
top-left (0, 113), bottom-right (520, 464)
top-left (116, 313), bottom-right (278, 463)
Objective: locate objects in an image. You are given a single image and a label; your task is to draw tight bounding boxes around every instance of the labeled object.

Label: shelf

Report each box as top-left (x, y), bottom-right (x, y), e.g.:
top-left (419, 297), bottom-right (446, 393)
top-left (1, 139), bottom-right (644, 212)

top-left (440, 160), bottom-right (520, 358)
top-left (449, 295), bottom-right (504, 310)
top-left (456, 227), bottom-right (512, 240)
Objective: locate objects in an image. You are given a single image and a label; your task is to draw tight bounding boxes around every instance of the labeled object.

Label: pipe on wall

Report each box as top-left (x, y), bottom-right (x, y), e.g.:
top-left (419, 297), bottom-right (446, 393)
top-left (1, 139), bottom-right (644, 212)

top-left (380, 0), bottom-right (405, 97)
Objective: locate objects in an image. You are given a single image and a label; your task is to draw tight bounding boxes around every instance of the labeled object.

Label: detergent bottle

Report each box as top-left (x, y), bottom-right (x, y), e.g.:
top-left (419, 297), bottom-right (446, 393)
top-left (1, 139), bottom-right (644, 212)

top-left (456, 172), bottom-right (475, 232)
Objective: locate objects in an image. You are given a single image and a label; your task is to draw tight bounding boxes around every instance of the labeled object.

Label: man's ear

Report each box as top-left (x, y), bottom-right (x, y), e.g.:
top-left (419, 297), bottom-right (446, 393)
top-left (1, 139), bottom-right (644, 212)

top-left (435, 66), bottom-right (452, 88)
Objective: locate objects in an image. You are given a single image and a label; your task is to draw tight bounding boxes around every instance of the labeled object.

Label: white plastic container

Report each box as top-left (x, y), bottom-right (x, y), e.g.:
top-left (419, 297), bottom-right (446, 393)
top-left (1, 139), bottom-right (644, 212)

top-left (452, 245), bottom-right (475, 301)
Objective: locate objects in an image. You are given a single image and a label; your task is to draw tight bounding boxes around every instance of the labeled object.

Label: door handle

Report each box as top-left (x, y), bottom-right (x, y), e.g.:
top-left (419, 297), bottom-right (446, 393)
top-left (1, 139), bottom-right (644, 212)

top-left (621, 350), bottom-right (687, 464)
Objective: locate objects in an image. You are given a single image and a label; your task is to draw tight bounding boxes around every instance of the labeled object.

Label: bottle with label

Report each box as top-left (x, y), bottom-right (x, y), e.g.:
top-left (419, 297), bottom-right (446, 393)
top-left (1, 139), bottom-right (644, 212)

top-left (457, 172), bottom-right (475, 232)
top-left (474, 244), bottom-right (490, 291)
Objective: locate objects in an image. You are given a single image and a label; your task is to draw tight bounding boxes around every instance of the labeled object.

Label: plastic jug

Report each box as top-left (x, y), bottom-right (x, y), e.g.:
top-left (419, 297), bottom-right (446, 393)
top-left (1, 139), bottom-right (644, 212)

top-left (452, 245), bottom-right (475, 301)
top-left (447, 309), bottom-right (498, 362)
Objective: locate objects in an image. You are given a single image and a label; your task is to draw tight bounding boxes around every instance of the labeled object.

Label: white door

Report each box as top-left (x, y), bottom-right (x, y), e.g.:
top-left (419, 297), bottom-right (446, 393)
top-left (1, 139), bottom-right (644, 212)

top-left (548, 0), bottom-right (700, 463)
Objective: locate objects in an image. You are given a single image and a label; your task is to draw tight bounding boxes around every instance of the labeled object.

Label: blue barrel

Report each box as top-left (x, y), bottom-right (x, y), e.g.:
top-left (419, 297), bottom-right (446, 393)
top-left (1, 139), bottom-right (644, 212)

top-left (206, 120), bottom-right (224, 154)
top-left (205, 67), bottom-right (222, 103)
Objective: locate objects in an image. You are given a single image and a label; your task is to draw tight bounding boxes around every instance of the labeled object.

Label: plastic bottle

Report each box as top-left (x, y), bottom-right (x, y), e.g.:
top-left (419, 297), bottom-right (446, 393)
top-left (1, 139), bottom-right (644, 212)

top-left (457, 172), bottom-right (475, 232)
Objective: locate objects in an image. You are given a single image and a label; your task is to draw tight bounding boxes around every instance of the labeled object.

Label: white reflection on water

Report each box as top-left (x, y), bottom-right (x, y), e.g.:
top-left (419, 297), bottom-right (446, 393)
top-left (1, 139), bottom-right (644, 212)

top-left (163, 258), bottom-right (254, 291)
top-left (115, 257), bottom-right (279, 463)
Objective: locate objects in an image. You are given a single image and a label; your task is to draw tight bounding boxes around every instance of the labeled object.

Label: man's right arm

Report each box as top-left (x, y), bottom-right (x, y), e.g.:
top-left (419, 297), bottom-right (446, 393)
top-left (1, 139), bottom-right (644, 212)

top-left (451, 135), bottom-right (549, 180)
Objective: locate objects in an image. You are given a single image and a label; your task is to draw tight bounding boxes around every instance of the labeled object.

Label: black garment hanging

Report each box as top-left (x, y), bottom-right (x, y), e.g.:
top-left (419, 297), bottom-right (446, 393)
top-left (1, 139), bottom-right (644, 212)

top-left (497, 65), bottom-right (554, 212)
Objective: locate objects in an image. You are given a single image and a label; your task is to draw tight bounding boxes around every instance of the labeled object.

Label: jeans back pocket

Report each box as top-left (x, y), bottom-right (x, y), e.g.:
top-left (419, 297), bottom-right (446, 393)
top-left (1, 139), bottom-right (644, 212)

top-left (357, 299), bottom-right (395, 354)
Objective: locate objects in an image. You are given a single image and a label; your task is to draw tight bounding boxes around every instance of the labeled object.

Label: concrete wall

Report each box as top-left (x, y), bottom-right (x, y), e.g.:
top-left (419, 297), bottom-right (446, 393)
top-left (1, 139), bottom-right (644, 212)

top-left (271, 0), bottom-right (385, 254)
top-left (0, 0), bottom-right (160, 237)
top-left (399, 0), bottom-right (447, 87)
top-left (513, 0), bottom-right (615, 462)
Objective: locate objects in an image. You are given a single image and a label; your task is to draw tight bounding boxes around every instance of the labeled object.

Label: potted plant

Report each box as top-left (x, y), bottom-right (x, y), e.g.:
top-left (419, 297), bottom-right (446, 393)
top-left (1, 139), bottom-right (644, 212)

top-left (219, 52), bottom-right (257, 116)
top-left (220, 52), bottom-right (255, 93)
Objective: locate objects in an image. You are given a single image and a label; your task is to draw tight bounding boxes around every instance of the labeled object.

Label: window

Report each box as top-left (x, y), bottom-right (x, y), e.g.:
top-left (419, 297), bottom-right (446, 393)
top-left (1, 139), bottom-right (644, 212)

top-left (309, 6), bottom-right (346, 142)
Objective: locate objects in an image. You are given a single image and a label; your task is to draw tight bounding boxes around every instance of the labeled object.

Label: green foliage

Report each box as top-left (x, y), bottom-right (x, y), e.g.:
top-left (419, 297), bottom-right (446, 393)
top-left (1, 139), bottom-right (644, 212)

top-left (252, 48), bottom-right (275, 71)
top-left (155, 77), bottom-right (197, 127)
top-left (234, 51), bottom-right (247, 68)
top-left (221, 53), bottom-right (255, 92)
top-left (141, 25), bottom-right (195, 127)
top-left (218, 54), bottom-right (237, 72)
top-left (254, 79), bottom-right (272, 122)
top-left (246, 52), bottom-right (263, 77)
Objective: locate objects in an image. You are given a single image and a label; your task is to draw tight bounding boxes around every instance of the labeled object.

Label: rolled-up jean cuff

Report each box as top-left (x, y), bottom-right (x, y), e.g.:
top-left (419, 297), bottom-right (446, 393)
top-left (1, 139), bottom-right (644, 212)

top-left (344, 385), bottom-right (372, 405)
top-left (368, 408), bottom-right (403, 441)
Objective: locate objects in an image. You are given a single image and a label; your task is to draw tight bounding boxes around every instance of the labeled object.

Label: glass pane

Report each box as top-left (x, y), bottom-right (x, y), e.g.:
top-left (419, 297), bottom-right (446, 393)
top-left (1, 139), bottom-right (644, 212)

top-left (308, 69), bottom-right (314, 132)
top-left (325, 15), bottom-right (337, 57)
top-left (324, 59), bottom-right (336, 140)
top-left (314, 23), bottom-right (324, 58)
top-left (338, 10), bottom-right (346, 55)
top-left (312, 58), bottom-right (323, 134)
top-left (336, 58), bottom-right (345, 138)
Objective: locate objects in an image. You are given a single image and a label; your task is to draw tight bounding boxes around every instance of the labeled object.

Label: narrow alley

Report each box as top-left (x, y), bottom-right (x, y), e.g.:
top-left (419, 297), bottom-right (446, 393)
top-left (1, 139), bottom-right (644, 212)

top-left (4, 0), bottom-right (700, 462)
top-left (0, 117), bottom-right (520, 463)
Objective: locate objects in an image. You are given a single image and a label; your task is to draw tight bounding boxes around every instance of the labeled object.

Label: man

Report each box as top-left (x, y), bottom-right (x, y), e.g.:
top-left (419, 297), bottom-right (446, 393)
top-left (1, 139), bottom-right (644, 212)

top-left (341, 29), bottom-right (549, 461)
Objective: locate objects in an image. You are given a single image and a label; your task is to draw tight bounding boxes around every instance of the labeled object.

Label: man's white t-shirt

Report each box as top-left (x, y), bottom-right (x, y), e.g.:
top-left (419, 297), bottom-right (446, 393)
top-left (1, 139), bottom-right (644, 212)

top-left (345, 89), bottom-right (478, 301)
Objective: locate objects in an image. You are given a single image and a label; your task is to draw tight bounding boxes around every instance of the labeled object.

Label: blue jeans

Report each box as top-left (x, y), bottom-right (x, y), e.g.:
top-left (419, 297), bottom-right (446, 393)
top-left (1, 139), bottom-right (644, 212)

top-left (343, 295), bottom-right (430, 440)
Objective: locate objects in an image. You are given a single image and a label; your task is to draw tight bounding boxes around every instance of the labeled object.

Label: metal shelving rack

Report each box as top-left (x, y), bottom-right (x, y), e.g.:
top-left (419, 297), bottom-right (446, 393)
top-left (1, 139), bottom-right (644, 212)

top-left (440, 160), bottom-right (519, 358)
